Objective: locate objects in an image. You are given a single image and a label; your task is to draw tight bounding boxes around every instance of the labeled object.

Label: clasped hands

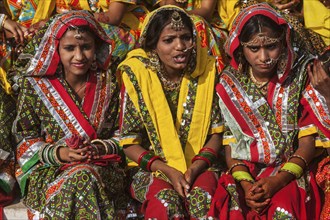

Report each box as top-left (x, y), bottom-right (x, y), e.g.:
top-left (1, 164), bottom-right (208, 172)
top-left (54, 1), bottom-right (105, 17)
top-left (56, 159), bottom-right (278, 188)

top-left (165, 160), bottom-right (206, 198)
top-left (242, 176), bottom-right (284, 214)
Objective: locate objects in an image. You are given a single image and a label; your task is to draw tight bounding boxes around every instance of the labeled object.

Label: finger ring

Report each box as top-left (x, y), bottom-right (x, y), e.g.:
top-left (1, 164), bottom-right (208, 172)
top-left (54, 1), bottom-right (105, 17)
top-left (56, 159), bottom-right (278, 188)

top-left (283, 9), bottom-right (290, 14)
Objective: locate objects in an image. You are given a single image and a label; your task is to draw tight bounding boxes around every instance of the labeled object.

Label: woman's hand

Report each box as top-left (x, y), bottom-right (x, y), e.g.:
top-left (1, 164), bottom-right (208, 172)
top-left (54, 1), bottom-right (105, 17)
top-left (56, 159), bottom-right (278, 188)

top-left (164, 167), bottom-right (190, 197)
top-left (271, 0), bottom-right (300, 11)
top-left (308, 59), bottom-right (330, 101)
top-left (58, 146), bottom-right (89, 162)
top-left (184, 159), bottom-right (208, 195)
top-left (3, 18), bottom-right (27, 43)
top-left (241, 181), bottom-right (271, 213)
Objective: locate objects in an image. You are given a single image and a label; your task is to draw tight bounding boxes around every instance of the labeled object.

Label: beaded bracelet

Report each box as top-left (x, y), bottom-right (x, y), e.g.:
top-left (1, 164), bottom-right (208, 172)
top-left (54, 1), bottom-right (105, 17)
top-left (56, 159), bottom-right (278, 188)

top-left (228, 162), bottom-right (248, 174)
top-left (288, 154), bottom-right (308, 168)
top-left (232, 171), bottom-right (254, 183)
top-left (280, 162), bottom-right (303, 179)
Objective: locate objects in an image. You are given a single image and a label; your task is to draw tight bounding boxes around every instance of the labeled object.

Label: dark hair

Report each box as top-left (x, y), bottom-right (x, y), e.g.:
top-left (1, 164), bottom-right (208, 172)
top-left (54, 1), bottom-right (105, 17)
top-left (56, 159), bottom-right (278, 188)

top-left (142, 10), bottom-right (193, 51)
top-left (233, 14), bottom-right (286, 69)
top-left (63, 25), bottom-right (102, 50)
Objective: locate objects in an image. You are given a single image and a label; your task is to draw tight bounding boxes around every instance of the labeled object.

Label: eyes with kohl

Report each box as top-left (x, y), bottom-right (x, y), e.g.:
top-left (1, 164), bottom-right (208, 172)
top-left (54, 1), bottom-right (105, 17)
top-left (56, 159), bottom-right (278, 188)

top-left (242, 26), bottom-right (283, 79)
top-left (58, 30), bottom-right (96, 79)
top-left (155, 23), bottom-right (193, 75)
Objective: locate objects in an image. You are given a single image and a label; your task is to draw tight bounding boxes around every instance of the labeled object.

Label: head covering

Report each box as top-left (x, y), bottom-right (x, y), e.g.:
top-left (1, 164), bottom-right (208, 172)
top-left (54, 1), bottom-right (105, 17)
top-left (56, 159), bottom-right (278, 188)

top-left (138, 5), bottom-right (210, 78)
top-left (13, 10), bottom-right (114, 78)
top-left (119, 6), bottom-right (219, 172)
top-left (225, 3), bottom-right (294, 83)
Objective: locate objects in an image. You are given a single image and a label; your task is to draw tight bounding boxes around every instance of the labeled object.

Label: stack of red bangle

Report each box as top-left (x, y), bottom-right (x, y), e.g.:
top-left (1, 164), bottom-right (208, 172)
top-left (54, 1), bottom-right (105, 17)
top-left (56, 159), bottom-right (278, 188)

top-left (137, 151), bottom-right (162, 172)
top-left (191, 147), bottom-right (218, 167)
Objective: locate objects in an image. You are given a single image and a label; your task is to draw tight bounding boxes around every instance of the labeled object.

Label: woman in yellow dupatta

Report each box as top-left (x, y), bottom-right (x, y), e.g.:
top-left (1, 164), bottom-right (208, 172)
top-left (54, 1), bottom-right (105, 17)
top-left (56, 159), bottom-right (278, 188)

top-left (118, 6), bottom-right (224, 219)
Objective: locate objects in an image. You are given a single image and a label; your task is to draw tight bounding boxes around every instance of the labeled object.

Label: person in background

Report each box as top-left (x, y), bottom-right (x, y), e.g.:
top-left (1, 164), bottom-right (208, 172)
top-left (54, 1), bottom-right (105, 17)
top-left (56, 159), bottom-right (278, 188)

top-left (11, 10), bottom-right (128, 219)
top-left (210, 3), bottom-right (323, 219)
top-left (303, 0), bottom-right (330, 46)
top-left (303, 46), bottom-right (330, 220)
top-left (0, 12), bottom-right (27, 219)
top-left (118, 6), bottom-right (224, 219)
top-left (56, 0), bottom-right (158, 61)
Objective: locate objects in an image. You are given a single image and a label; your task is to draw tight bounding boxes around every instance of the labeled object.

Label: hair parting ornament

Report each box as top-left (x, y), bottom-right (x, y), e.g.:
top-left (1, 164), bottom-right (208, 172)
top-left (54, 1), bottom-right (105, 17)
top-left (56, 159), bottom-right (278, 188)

top-left (58, 18), bottom-right (83, 39)
top-left (170, 11), bottom-right (184, 31)
top-left (240, 17), bottom-right (283, 48)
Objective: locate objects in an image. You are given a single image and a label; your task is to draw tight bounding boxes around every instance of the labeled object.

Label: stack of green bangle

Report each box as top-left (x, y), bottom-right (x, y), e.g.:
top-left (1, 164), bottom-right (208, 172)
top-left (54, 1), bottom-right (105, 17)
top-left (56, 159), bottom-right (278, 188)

top-left (39, 144), bottom-right (64, 166)
top-left (138, 151), bottom-right (155, 171)
top-left (198, 151), bottom-right (217, 165)
top-left (280, 162), bottom-right (303, 179)
top-left (232, 171), bottom-right (254, 183)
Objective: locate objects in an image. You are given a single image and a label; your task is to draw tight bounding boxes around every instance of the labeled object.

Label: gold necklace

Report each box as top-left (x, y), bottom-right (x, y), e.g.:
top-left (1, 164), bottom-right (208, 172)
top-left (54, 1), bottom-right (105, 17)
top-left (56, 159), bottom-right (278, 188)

top-left (249, 67), bottom-right (270, 89)
top-left (158, 65), bottom-right (183, 91)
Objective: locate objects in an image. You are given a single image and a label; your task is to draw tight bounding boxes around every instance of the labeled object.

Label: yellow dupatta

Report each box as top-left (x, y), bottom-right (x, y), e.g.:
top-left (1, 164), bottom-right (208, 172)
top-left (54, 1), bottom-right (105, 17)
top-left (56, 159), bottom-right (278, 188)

top-left (119, 6), bottom-right (217, 173)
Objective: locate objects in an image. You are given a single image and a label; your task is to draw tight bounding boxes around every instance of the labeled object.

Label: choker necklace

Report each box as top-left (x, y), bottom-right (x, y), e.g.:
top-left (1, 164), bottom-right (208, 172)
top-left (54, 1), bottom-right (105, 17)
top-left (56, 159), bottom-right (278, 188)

top-left (249, 67), bottom-right (269, 95)
top-left (158, 65), bottom-right (183, 91)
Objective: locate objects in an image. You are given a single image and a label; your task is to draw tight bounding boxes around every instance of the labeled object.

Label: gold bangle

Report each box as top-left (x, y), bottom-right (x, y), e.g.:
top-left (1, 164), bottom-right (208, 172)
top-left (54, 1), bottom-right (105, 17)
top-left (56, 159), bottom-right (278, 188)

top-left (288, 154), bottom-right (308, 168)
top-left (53, 145), bottom-right (66, 165)
top-left (91, 139), bottom-right (109, 155)
top-left (38, 143), bottom-right (48, 164)
top-left (228, 162), bottom-right (248, 174)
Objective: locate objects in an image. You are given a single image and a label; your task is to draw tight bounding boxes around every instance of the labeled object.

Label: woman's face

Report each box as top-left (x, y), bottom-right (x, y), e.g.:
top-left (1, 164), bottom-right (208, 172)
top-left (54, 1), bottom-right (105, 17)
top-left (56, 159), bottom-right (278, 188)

top-left (155, 23), bottom-right (193, 75)
top-left (242, 26), bottom-right (283, 77)
top-left (59, 30), bottom-right (95, 78)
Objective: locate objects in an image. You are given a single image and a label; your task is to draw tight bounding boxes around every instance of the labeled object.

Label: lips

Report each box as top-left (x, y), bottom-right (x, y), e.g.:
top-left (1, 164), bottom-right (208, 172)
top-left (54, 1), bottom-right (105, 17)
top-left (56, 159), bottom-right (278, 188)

top-left (173, 54), bottom-right (187, 63)
top-left (71, 62), bottom-right (87, 69)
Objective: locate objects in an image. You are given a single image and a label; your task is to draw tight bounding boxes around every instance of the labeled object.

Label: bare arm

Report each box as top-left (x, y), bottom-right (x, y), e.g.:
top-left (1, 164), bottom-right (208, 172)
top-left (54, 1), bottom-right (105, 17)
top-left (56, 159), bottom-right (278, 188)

top-left (186, 0), bottom-right (217, 22)
top-left (123, 144), bottom-right (190, 197)
top-left (184, 133), bottom-right (222, 194)
top-left (94, 2), bottom-right (128, 26)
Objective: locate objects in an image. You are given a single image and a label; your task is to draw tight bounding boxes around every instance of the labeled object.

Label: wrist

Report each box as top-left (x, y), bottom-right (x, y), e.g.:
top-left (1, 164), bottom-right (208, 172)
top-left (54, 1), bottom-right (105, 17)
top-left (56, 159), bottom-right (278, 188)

top-left (0, 14), bottom-right (7, 32)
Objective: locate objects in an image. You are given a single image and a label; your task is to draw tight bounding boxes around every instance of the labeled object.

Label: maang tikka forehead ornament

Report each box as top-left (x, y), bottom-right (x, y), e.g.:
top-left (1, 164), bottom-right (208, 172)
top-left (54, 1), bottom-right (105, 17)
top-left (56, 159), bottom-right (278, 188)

top-left (171, 11), bottom-right (184, 31)
top-left (58, 18), bottom-right (83, 39)
top-left (241, 18), bottom-right (283, 47)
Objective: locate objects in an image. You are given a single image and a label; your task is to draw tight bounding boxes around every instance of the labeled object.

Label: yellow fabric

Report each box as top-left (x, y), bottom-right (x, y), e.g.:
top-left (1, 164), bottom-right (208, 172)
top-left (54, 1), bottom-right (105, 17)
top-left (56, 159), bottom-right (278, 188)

top-left (210, 126), bottom-right (225, 135)
top-left (218, 0), bottom-right (240, 31)
top-left (223, 137), bottom-right (237, 146)
top-left (121, 5), bottom-right (150, 30)
top-left (119, 5), bottom-right (217, 173)
top-left (298, 125), bottom-right (318, 138)
top-left (0, 68), bottom-right (11, 94)
top-left (315, 139), bottom-right (330, 148)
top-left (304, 0), bottom-right (330, 46)
top-left (31, 0), bottom-right (55, 24)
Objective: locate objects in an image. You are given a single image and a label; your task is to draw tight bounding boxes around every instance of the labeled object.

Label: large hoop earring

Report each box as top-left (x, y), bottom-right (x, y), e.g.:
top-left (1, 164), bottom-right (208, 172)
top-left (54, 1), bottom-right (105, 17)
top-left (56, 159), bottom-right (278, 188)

top-left (147, 51), bottom-right (161, 72)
